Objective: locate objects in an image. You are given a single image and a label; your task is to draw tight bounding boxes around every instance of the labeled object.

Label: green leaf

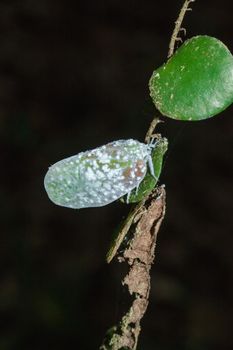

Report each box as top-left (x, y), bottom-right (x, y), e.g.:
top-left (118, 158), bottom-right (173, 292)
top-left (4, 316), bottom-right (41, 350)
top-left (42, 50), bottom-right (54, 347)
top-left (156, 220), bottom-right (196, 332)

top-left (121, 136), bottom-right (168, 203)
top-left (149, 35), bottom-right (233, 121)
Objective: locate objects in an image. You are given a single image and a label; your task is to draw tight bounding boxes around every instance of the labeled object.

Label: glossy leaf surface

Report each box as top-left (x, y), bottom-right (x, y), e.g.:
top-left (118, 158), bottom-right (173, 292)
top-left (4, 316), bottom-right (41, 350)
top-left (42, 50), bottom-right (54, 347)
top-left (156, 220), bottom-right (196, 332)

top-left (149, 36), bottom-right (233, 121)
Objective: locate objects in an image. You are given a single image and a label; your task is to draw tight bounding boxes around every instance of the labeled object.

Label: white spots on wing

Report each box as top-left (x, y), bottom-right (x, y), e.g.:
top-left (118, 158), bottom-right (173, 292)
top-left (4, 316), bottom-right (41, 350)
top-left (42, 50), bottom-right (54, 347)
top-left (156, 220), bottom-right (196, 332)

top-left (98, 152), bottom-right (111, 163)
top-left (44, 139), bottom-right (153, 209)
top-left (102, 164), bottom-right (109, 172)
top-left (85, 167), bottom-right (96, 181)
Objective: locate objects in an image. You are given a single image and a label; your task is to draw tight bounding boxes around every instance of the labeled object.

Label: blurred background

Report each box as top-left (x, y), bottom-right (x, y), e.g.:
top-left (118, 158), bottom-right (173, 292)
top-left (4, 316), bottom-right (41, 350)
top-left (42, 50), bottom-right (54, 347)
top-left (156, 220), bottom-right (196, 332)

top-left (1, 0), bottom-right (233, 349)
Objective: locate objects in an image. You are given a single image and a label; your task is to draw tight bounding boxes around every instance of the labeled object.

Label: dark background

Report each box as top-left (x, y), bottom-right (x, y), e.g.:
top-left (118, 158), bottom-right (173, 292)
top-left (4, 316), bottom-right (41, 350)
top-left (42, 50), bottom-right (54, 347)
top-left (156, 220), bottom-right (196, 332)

top-left (1, 0), bottom-right (233, 349)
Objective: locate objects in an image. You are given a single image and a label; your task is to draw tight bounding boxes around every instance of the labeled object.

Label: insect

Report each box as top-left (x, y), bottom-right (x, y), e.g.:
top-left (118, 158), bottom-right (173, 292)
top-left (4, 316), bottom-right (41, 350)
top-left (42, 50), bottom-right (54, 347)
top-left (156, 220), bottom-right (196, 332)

top-left (44, 139), bottom-right (156, 209)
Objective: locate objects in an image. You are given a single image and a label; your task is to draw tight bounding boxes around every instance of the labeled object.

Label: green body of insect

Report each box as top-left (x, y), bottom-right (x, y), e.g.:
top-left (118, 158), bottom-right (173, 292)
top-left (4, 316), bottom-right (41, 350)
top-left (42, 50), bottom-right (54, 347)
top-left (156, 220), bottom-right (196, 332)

top-left (121, 135), bottom-right (168, 203)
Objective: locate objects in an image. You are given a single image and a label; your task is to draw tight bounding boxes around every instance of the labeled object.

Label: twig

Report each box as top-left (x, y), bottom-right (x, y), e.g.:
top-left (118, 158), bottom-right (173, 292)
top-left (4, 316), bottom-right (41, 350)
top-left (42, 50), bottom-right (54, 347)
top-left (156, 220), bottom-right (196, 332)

top-left (106, 201), bottom-right (145, 264)
top-left (101, 2), bottom-right (196, 349)
top-left (100, 187), bottom-right (166, 350)
top-left (144, 117), bottom-right (162, 143)
top-left (106, 117), bottom-right (162, 264)
top-left (168, 0), bottom-right (195, 58)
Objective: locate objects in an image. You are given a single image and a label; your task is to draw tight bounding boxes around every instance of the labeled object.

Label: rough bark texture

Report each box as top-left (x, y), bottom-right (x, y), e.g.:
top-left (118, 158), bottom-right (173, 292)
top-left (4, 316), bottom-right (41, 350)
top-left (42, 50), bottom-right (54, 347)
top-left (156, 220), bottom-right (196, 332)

top-left (100, 186), bottom-right (166, 350)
